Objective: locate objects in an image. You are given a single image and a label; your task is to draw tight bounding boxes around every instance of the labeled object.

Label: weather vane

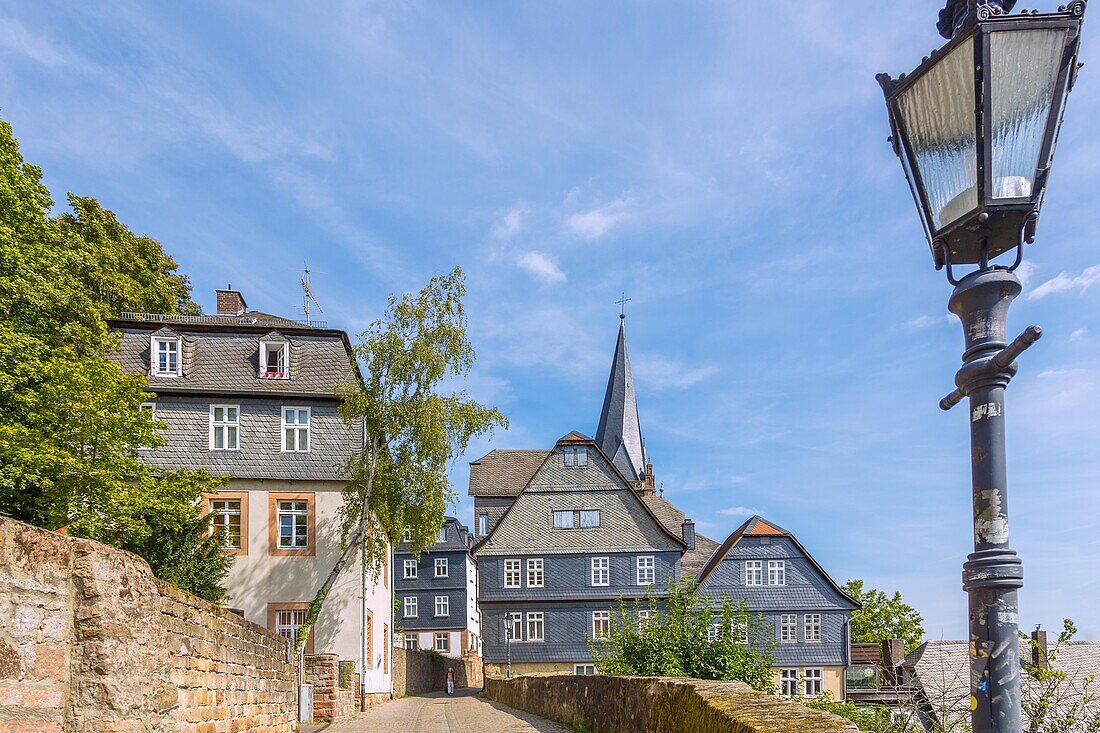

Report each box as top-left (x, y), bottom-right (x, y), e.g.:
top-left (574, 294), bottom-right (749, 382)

top-left (615, 292), bottom-right (631, 318)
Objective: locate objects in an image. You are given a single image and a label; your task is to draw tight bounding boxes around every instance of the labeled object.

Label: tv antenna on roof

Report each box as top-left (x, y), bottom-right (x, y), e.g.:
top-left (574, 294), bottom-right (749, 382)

top-left (301, 264), bottom-right (324, 323)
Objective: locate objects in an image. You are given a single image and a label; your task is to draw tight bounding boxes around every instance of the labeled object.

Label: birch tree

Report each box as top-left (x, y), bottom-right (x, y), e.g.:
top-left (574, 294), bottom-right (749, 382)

top-left (296, 267), bottom-right (505, 653)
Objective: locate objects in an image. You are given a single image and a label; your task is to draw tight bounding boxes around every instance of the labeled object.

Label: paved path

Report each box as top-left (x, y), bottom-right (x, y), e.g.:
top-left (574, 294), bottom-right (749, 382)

top-left (323, 689), bottom-right (570, 733)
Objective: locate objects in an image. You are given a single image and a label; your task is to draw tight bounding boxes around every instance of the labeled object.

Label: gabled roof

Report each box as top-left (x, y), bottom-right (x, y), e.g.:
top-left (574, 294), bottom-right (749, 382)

top-left (640, 493), bottom-right (721, 578)
top-left (467, 449), bottom-right (552, 497)
top-left (694, 515), bottom-right (859, 607)
top-left (470, 432), bottom-right (687, 554)
top-left (595, 316), bottom-right (647, 481)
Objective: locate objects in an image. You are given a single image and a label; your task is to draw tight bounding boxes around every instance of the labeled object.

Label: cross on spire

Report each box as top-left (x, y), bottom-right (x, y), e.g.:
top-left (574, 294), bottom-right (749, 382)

top-left (616, 292), bottom-right (631, 319)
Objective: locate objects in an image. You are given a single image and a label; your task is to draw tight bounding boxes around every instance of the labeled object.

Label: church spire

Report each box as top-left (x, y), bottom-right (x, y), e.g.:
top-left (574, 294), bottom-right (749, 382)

top-left (595, 313), bottom-right (647, 482)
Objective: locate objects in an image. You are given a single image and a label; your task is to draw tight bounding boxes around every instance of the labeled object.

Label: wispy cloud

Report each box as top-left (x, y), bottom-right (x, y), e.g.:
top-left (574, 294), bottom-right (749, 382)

top-left (567, 197), bottom-right (633, 240)
top-left (516, 250), bottom-right (566, 284)
top-left (1071, 328), bottom-right (1088, 342)
top-left (1028, 264), bottom-right (1100, 300)
top-left (0, 18), bottom-right (72, 67)
top-left (635, 355), bottom-right (719, 390)
top-left (492, 205), bottom-right (526, 241)
top-left (718, 506), bottom-right (764, 517)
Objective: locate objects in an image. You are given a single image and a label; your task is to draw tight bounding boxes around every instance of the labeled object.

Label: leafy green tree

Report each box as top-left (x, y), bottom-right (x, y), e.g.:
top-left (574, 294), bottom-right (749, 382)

top-left (0, 115), bottom-right (228, 601)
top-left (1023, 618), bottom-right (1100, 733)
top-left (589, 580), bottom-right (777, 692)
top-left (845, 579), bottom-right (925, 652)
top-left (803, 694), bottom-right (915, 732)
top-left (296, 268), bottom-right (506, 653)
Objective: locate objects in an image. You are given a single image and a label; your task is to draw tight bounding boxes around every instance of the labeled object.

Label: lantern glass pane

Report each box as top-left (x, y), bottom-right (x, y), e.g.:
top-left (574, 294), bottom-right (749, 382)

top-left (990, 28), bottom-right (1067, 200)
top-left (897, 36), bottom-right (977, 231)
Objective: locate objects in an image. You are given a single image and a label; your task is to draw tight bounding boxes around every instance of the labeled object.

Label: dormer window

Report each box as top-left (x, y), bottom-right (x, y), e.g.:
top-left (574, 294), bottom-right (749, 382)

top-left (260, 339), bottom-right (290, 379)
top-left (152, 336), bottom-right (180, 377)
top-left (563, 446), bottom-right (587, 467)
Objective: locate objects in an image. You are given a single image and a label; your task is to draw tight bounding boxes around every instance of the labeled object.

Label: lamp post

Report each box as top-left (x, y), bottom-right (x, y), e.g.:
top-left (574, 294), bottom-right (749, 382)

top-left (876, 2), bottom-right (1087, 732)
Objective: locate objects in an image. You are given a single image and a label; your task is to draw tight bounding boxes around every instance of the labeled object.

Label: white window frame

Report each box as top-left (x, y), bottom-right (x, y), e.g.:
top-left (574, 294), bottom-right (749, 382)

top-left (435, 595), bottom-right (449, 617)
top-left (804, 668), bottom-right (824, 698)
top-left (780, 668), bottom-right (800, 698)
top-left (503, 559), bottom-right (521, 588)
top-left (591, 557), bottom-right (609, 587)
top-left (405, 634), bottom-right (419, 651)
top-left (434, 633), bottom-right (449, 653)
top-left (209, 498), bottom-right (242, 550)
top-left (435, 557), bottom-right (449, 577)
top-left (274, 609), bottom-right (306, 645)
top-left (636, 556), bottom-right (655, 586)
top-left (744, 560), bottom-right (763, 586)
top-left (733, 616), bottom-right (749, 644)
top-left (768, 560), bottom-right (787, 586)
top-left (707, 623), bottom-right (721, 644)
top-left (209, 404), bottom-right (240, 451)
top-left (477, 514), bottom-right (488, 536)
top-left (152, 336), bottom-right (181, 377)
top-left (637, 609), bottom-right (655, 630)
top-left (526, 611), bottom-right (544, 642)
top-left (403, 596), bottom-right (417, 618)
top-left (573, 664), bottom-right (596, 676)
top-left (281, 406), bottom-right (311, 453)
top-left (259, 340), bottom-right (290, 379)
top-left (526, 558), bottom-right (544, 588)
top-left (780, 614), bottom-right (797, 643)
top-left (504, 612), bottom-right (522, 642)
top-left (591, 610), bottom-right (610, 640)
top-left (276, 500), bottom-right (309, 549)
top-left (138, 402), bottom-right (157, 450)
top-left (804, 613), bottom-right (821, 643)
top-left (403, 559), bottom-right (417, 579)
top-left (437, 527), bottom-right (448, 543)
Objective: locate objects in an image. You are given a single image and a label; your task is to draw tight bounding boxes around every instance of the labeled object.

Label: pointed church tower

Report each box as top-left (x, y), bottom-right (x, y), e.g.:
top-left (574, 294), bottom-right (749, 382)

top-left (595, 314), bottom-right (652, 489)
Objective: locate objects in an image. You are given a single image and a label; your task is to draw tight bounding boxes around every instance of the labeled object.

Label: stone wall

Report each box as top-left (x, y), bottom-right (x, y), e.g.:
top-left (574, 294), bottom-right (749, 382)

top-left (0, 516), bottom-right (297, 733)
top-left (392, 648), bottom-right (483, 697)
top-left (484, 675), bottom-right (860, 733)
top-left (303, 654), bottom-right (359, 722)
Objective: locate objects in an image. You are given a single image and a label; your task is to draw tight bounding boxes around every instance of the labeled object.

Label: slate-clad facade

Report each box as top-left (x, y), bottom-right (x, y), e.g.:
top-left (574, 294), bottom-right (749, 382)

top-left (107, 289), bottom-right (393, 699)
top-left (472, 433), bottom-right (688, 674)
top-left (394, 516), bottom-right (481, 658)
top-left (696, 516), bottom-right (859, 699)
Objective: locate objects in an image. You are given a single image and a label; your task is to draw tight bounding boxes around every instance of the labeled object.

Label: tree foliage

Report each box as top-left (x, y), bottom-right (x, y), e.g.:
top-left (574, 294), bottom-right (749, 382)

top-left (1023, 619), bottom-right (1100, 733)
top-left (845, 579), bottom-right (925, 652)
top-left (0, 115), bottom-right (228, 601)
top-left (589, 580), bottom-right (777, 692)
top-left (296, 267), bottom-right (506, 652)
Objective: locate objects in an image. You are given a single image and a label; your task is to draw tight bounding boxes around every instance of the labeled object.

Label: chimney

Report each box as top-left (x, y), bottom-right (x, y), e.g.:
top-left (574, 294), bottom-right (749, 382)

top-left (881, 638), bottom-right (906, 685)
top-left (681, 519), bottom-right (696, 550)
top-left (216, 286), bottom-right (248, 316)
top-left (1031, 628), bottom-right (1049, 669)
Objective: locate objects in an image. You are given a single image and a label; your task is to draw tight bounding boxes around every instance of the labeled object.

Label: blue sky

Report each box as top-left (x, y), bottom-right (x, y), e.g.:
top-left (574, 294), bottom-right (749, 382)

top-left (2, 1), bottom-right (1098, 640)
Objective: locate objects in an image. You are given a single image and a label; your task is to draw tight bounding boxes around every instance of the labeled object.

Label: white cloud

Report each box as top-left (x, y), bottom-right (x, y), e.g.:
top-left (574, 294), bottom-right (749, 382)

top-left (1070, 328), bottom-right (1088, 342)
top-left (0, 18), bottom-right (72, 67)
top-left (492, 205), bottom-right (526, 240)
top-left (634, 355), bottom-right (719, 390)
top-left (567, 198), bottom-right (632, 240)
top-left (1028, 264), bottom-right (1100, 300)
top-left (1015, 260), bottom-right (1037, 288)
top-left (718, 506), bottom-right (764, 517)
top-left (516, 250), bottom-right (566, 284)
top-left (902, 313), bottom-right (954, 330)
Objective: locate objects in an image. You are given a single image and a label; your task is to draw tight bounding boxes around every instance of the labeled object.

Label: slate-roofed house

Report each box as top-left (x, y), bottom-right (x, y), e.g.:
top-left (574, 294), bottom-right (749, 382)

top-left (695, 516), bottom-right (860, 700)
top-left (470, 315), bottom-right (716, 676)
top-left (108, 288), bottom-right (393, 702)
top-left (394, 516), bottom-right (481, 659)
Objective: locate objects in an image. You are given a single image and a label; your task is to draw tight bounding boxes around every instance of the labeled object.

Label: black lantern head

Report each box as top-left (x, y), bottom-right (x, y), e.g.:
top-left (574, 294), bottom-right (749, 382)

top-left (878, 1), bottom-right (1086, 269)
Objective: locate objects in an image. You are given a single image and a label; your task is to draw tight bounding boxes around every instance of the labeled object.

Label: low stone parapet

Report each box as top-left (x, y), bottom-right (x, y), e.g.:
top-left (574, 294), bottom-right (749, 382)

top-left (484, 674), bottom-right (859, 733)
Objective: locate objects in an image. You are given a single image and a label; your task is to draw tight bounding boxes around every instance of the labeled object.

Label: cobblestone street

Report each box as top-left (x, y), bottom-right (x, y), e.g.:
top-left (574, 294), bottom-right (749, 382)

top-left (323, 690), bottom-right (570, 733)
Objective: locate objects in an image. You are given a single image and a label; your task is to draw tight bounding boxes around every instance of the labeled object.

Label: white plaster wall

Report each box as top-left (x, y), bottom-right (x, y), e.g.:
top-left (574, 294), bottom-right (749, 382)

top-left (219, 479), bottom-right (392, 694)
top-left (466, 558), bottom-right (481, 647)
top-left (406, 631), bottom-right (464, 659)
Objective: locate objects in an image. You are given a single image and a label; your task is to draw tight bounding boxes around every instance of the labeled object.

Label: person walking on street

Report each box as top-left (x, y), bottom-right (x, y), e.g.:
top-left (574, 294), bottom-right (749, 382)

top-left (445, 667), bottom-right (455, 696)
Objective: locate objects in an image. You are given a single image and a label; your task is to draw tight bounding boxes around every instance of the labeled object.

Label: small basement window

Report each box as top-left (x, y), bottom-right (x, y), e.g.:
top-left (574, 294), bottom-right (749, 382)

top-left (260, 340), bottom-right (289, 379)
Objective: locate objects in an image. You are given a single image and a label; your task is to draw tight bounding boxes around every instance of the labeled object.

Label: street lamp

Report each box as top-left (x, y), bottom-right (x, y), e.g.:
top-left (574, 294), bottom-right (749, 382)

top-left (503, 616), bottom-right (513, 679)
top-left (876, 2), bottom-right (1087, 732)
